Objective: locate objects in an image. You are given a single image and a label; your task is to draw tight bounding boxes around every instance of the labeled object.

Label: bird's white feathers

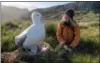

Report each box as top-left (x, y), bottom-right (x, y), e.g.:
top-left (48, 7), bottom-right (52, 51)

top-left (15, 11), bottom-right (45, 55)
top-left (15, 25), bottom-right (32, 46)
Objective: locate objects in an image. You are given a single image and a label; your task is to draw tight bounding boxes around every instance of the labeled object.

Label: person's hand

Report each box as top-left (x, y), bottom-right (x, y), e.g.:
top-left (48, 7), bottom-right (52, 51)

top-left (59, 42), bottom-right (65, 47)
top-left (63, 45), bottom-right (73, 52)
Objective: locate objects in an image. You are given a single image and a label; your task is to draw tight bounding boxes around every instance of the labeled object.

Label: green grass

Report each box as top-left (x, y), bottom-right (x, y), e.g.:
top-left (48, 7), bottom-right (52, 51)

top-left (1, 20), bottom-right (32, 52)
top-left (71, 53), bottom-right (99, 63)
top-left (1, 11), bottom-right (100, 63)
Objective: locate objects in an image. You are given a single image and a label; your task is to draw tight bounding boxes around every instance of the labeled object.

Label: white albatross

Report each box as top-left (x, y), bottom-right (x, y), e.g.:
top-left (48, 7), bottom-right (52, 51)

top-left (15, 11), bottom-right (45, 55)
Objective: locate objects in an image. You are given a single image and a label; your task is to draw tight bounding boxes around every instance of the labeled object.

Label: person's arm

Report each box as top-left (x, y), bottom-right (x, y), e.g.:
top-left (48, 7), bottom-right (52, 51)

top-left (70, 24), bottom-right (80, 48)
top-left (55, 24), bottom-right (65, 52)
top-left (56, 23), bottom-right (65, 44)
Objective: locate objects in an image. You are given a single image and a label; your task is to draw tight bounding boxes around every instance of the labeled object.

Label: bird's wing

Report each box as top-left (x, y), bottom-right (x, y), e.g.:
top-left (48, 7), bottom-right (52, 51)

top-left (23, 25), bottom-right (45, 47)
top-left (15, 25), bottom-right (33, 46)
top-left (26, 25), bottom-right (45, 40)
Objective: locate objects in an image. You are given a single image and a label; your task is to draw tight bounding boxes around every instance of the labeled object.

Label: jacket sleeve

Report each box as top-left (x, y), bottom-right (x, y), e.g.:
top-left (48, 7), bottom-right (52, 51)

top-left (56, 23), bottom-right (65, 43)
top-left (70, 24), bottom-right (80, 48)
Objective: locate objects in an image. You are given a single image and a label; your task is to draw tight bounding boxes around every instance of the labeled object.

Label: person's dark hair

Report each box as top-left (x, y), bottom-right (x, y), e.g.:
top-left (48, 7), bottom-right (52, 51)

top-left (64, 9), bottom-right (75, 19)
top-left (63, 9), bottom-right (77, 27)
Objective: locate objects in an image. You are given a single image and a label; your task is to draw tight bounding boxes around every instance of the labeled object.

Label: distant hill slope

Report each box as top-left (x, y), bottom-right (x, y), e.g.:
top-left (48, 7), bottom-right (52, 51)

top-left (1, 5), bottom-right (29, 23)
top-left (29, 2), bottom-right (77, 20)
top-left (1, 2), bottom-right (100, 22)
top-left (30, 2), bottom-right (100, 20)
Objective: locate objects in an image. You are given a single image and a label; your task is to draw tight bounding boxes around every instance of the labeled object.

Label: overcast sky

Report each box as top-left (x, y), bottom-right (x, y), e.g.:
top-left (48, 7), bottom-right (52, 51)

top-left (1, 2), bottom-right (70, 11)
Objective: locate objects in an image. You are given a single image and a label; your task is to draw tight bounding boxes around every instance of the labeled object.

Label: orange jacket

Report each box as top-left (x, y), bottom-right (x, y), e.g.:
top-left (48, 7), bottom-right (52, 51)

top-left (56, 22), bottom-right (80, 48)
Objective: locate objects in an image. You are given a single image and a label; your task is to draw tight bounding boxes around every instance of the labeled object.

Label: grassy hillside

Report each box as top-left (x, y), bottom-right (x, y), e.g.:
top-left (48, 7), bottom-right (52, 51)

top-left (1, 10), bottom-right (99, 63)
top-left (30, 2), bottom-right (100, 20)
top-left (1, 5), bottom-right (29, 23)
